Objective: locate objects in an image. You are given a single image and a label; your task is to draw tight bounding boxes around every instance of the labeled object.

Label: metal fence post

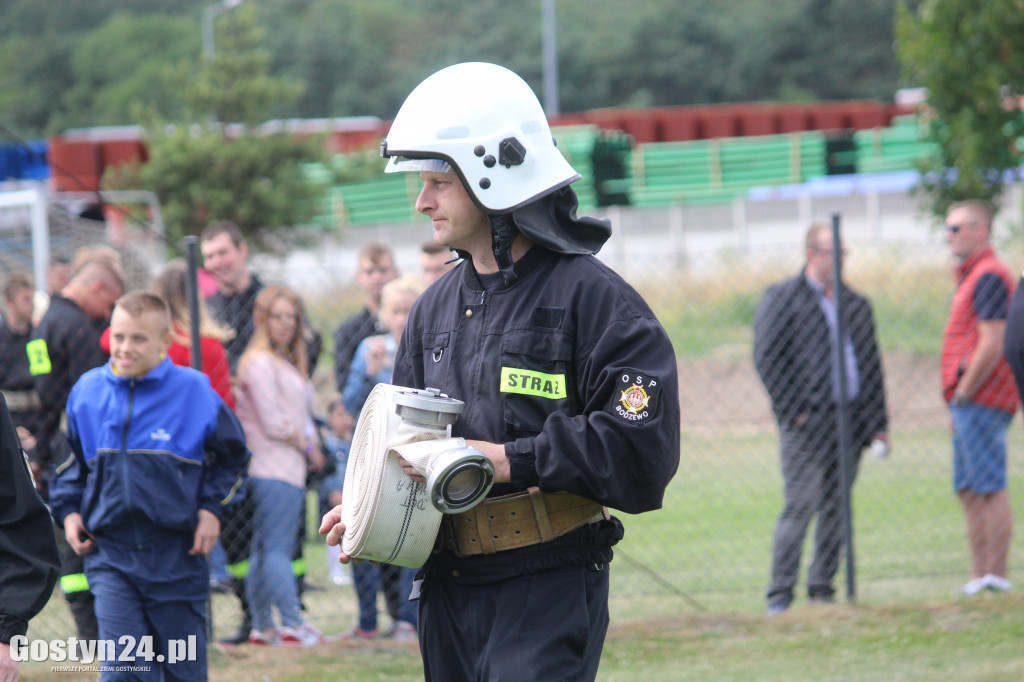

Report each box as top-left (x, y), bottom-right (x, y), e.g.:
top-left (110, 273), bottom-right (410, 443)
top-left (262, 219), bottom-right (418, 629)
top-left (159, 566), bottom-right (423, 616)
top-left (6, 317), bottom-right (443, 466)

top-left (831, 212), bottom-right (857, 603)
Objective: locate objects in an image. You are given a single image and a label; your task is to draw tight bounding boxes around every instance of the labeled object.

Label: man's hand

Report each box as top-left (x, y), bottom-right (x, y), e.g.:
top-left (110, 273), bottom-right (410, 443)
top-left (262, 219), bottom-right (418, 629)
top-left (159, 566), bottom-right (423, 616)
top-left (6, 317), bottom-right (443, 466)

top-left (319, 505), bottom-right (353, 564)
top-left (307, 445), bottom-right (325, 472)
top-left (15, 426), bottom-right (35, 452)
top-left (397, 440), bottom-right (510, 484)
top-left (365, 337), bottom-right (388, 377)
top-left (189, 509), bottom-right (221, 556)
top-left (63, 513), bottom-right (95, 556)
top-left (1, 641), bottom-right (19, 682)
top-left (466, 440), bottom-right (510, 483)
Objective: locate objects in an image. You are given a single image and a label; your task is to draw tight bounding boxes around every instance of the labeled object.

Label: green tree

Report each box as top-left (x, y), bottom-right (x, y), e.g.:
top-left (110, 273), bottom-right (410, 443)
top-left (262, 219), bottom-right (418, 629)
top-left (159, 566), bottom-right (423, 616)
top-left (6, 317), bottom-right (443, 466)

top-left (896, 0), bottom-right (1024, 216)
top-left (56, 13), bottom-right (198, 131)
top-left (105, 3), bottom-right (326, 248)
top-left (114, 127), bottom-right (328, 247)
top-left (186, 3), bottom-right (303, 124)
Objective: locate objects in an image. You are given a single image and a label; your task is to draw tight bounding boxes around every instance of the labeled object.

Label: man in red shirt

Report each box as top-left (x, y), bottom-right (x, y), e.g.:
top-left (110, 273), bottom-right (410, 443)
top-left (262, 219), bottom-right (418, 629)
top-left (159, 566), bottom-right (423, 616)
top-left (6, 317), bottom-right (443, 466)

top-left (941, 199), bottom-right (1017, 596)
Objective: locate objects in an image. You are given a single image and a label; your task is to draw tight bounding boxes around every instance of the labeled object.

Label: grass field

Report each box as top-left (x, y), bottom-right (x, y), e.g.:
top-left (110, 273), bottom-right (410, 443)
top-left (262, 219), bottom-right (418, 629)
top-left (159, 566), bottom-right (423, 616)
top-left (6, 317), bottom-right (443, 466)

top-left (21, 594), bottom-right (1024, 681)
top-left (21, 425), bottom-right (1024, 680)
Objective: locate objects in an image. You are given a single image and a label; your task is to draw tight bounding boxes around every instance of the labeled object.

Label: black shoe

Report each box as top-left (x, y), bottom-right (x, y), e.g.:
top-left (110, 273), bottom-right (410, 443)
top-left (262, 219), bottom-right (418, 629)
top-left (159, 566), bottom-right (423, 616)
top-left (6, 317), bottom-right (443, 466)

top-left (218, 623), bottom-right (251, 645)
top-left (766, 594), bottom-right (792, 615)
top-left (808, 594), bottom-right (836, 605)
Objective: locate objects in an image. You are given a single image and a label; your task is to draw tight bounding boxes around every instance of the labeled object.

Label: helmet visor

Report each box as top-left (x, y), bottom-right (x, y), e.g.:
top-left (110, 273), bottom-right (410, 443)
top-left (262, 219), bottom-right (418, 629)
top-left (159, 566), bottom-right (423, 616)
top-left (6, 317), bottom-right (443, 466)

top-left (384, 157), bottom-right (451, 175)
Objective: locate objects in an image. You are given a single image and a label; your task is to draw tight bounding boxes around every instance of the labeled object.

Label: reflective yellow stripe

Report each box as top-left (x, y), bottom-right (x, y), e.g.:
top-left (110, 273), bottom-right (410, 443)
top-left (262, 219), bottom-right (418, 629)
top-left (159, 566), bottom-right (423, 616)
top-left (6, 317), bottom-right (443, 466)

top-left (60, 573), bottom-right (90, 594)
top-left (499, 367), bottom-right (567, 399)
top-left (26, 339), bottom-right (52, 376)
top-left (225, 558), bottom-right (304, 578)
top-left (227, 560), bottom-right (249, 579)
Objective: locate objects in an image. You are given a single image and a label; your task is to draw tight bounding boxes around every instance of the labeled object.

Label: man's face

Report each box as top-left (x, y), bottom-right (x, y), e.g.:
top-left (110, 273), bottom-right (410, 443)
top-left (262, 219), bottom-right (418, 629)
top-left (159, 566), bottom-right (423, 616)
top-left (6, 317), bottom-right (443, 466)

top-left (945, 206), bottom-right (988, 260)
top-left (5, 288), bottom-right (35, 326)
top-left (109, 308), bottom-right (170, 378)
top-left (419, 250), bottom-right (452, 284)
top-left (355, 256), bottom-right (397, 304)
top-left (415, 170), bottom-right (490, 254)
top-left (83, 281), bottom-right (123, 322)
top-left (47, 263), bottom-right (70, 295)
top-left (805, 232), bottom-right (844, 286)
top-left (201, 232), bottom-right (249, 293)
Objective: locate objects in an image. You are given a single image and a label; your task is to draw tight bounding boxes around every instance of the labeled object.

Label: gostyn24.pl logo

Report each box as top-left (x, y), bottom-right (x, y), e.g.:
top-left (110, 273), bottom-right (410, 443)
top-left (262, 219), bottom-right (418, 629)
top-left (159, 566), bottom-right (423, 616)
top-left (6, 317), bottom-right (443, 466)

top-left (8, 635), bottom-right (198, 665)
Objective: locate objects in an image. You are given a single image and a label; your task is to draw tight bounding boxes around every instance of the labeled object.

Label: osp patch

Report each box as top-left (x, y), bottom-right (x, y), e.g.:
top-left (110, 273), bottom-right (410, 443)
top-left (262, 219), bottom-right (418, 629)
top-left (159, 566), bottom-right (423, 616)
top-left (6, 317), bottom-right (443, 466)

top-left (613, 371), bottom-right (660, 424)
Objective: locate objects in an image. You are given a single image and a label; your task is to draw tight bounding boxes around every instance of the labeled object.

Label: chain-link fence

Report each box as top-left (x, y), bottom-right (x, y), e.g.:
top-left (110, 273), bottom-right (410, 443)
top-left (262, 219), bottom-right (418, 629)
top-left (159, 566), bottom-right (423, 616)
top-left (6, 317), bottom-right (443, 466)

top-left (6, 185), bottom-right (1024, 649)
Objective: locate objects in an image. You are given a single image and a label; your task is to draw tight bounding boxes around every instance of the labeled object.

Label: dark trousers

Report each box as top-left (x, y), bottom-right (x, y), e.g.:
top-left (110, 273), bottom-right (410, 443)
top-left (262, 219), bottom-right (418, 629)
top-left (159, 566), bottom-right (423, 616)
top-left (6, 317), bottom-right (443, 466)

top-left (86, 534), bottom-right (208, 681)
top-left (351, 562), bottom-right (417, 631)
top-left (768, 419), bottom-right (861, 601)
top-left (419, 563), bottom-right (610, 682)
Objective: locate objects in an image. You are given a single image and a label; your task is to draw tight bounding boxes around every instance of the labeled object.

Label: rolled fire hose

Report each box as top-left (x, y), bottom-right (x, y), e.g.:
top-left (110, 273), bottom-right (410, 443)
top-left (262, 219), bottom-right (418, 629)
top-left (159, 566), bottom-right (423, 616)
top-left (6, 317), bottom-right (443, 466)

top-left (340, 384), bottom-right (495, 568)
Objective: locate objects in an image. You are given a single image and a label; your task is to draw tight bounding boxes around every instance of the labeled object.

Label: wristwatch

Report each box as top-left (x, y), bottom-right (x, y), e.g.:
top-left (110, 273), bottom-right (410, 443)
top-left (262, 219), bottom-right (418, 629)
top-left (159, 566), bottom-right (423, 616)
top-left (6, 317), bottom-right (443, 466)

top-left (952, 390), bottom-right (970, 407)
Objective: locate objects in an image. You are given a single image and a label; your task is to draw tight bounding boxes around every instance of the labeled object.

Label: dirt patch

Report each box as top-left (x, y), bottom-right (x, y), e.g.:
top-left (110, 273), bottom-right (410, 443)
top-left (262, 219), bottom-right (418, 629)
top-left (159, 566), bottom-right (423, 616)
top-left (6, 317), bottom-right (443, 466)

top-left (678, 350), bottom-right (947, 434)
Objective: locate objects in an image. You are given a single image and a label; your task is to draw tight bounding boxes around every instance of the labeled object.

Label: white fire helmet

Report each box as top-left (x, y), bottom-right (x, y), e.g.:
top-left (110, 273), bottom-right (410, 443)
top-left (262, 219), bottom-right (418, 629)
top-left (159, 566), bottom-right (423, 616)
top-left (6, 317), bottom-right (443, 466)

top-left (381, 62), bottom-right (581, 214)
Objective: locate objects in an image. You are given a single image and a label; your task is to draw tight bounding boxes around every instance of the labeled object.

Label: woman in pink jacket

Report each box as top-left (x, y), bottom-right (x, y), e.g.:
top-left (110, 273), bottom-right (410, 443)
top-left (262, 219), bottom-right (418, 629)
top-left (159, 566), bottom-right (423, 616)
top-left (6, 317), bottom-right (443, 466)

top-left (235, 285), bottom-right (324, 646)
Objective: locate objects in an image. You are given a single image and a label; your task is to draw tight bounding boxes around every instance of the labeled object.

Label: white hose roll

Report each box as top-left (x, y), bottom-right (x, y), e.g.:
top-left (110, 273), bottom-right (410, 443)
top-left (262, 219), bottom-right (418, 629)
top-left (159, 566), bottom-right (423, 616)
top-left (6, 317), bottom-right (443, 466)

top-left (341, 384), bottom-right (463, 568)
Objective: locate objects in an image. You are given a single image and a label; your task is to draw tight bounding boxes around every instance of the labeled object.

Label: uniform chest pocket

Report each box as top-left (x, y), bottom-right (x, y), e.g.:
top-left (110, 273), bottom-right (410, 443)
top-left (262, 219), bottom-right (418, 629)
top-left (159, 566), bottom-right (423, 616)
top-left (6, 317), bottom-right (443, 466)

top-left (499, 330), bottom-right (575, 437)
top-left (410, 332), bottom-right (451, 389)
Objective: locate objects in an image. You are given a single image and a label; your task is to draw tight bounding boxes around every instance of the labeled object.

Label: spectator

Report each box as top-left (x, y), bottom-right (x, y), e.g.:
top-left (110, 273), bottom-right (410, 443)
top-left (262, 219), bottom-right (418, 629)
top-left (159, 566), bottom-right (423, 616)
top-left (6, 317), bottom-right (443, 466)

top-left (200, 221), bottom-right (264, 373)
top-left (98, 260), bottom-right (239, 594)
top-left (322, 62), bottom-right (679, 680)
top-left (201, 221), bottom-right (321, 377)
top-left (31, 255), bottom-right (72, 325)
top-left (753, 222), bottom-right (888, 614)
top-left (28, 253), bottom-right (125, 643)
top-left (0, 273), bottom-right (42, 451)
top-left (332, 243), bottom-right (398, 393)
top-left (48, 291), bottom-right (248, 680)
top-left (1, 394), bottom-right (60, 682)
top-left (200, 222), bottom-right (321, 643)
top-left (45, 256), bottom-right (71, 296)
top-left (418, 240), bottom-right (455, 285)
top-left (340, 274), bottom-right (425, 642)
top-left (941, 200), bottom-right (1017, 596)
top-left (235, 286), bottom-right (324, 646)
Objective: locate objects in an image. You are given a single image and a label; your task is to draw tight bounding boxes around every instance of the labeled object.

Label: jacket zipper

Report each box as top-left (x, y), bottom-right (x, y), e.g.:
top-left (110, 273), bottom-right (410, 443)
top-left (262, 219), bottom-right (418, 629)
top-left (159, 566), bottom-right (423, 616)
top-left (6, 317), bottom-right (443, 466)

top-left (121, 379), bottom-right (143, 548)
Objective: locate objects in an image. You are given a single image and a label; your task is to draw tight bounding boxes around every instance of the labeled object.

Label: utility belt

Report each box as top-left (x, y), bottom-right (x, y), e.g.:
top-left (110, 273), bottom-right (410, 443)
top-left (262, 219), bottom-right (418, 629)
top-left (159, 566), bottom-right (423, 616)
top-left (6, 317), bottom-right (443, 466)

top-left (2, 389), bottom-right (41, 413)
top-left (442, 487), bottom-right (608, 557)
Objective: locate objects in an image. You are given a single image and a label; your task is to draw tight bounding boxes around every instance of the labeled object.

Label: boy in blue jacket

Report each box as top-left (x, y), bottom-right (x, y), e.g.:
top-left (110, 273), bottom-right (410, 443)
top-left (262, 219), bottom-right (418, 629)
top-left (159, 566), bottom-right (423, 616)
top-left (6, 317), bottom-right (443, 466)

top-left (50, 291), bottom-right (249, 681)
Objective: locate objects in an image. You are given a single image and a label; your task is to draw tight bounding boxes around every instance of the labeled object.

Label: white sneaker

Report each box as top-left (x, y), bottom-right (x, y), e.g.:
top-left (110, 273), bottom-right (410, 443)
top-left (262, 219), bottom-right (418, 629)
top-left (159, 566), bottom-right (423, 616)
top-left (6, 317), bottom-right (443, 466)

top-left (960, 577), bottom-right (989, 597)
top-left (385, 620), bottom-right (418, 643)
top-left (985, 574), bottom-right (1012, 593)
top-left (278, 622), bottom-right (323, 647)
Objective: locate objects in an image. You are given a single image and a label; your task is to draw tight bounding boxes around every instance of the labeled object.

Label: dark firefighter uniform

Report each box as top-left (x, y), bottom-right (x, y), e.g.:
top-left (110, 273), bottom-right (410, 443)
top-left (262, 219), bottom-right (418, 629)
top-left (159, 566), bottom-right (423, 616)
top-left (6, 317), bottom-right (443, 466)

top-left (0, 394), bottom-right (60, 648)
top-left (393, 240), bottom-right (681, 680)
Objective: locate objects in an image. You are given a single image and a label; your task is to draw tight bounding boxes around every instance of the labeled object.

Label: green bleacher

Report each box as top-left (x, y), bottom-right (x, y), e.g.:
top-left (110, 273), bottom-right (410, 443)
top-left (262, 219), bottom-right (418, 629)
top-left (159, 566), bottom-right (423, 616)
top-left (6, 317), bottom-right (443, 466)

top-left (629, 132), bottom-right (828, 207)
top-left (854, 116), bottom-right (937, 174)
top-left (552, 125), bottom-right (601, 209)
top-left (307, 116), bottom-right (937, 224)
